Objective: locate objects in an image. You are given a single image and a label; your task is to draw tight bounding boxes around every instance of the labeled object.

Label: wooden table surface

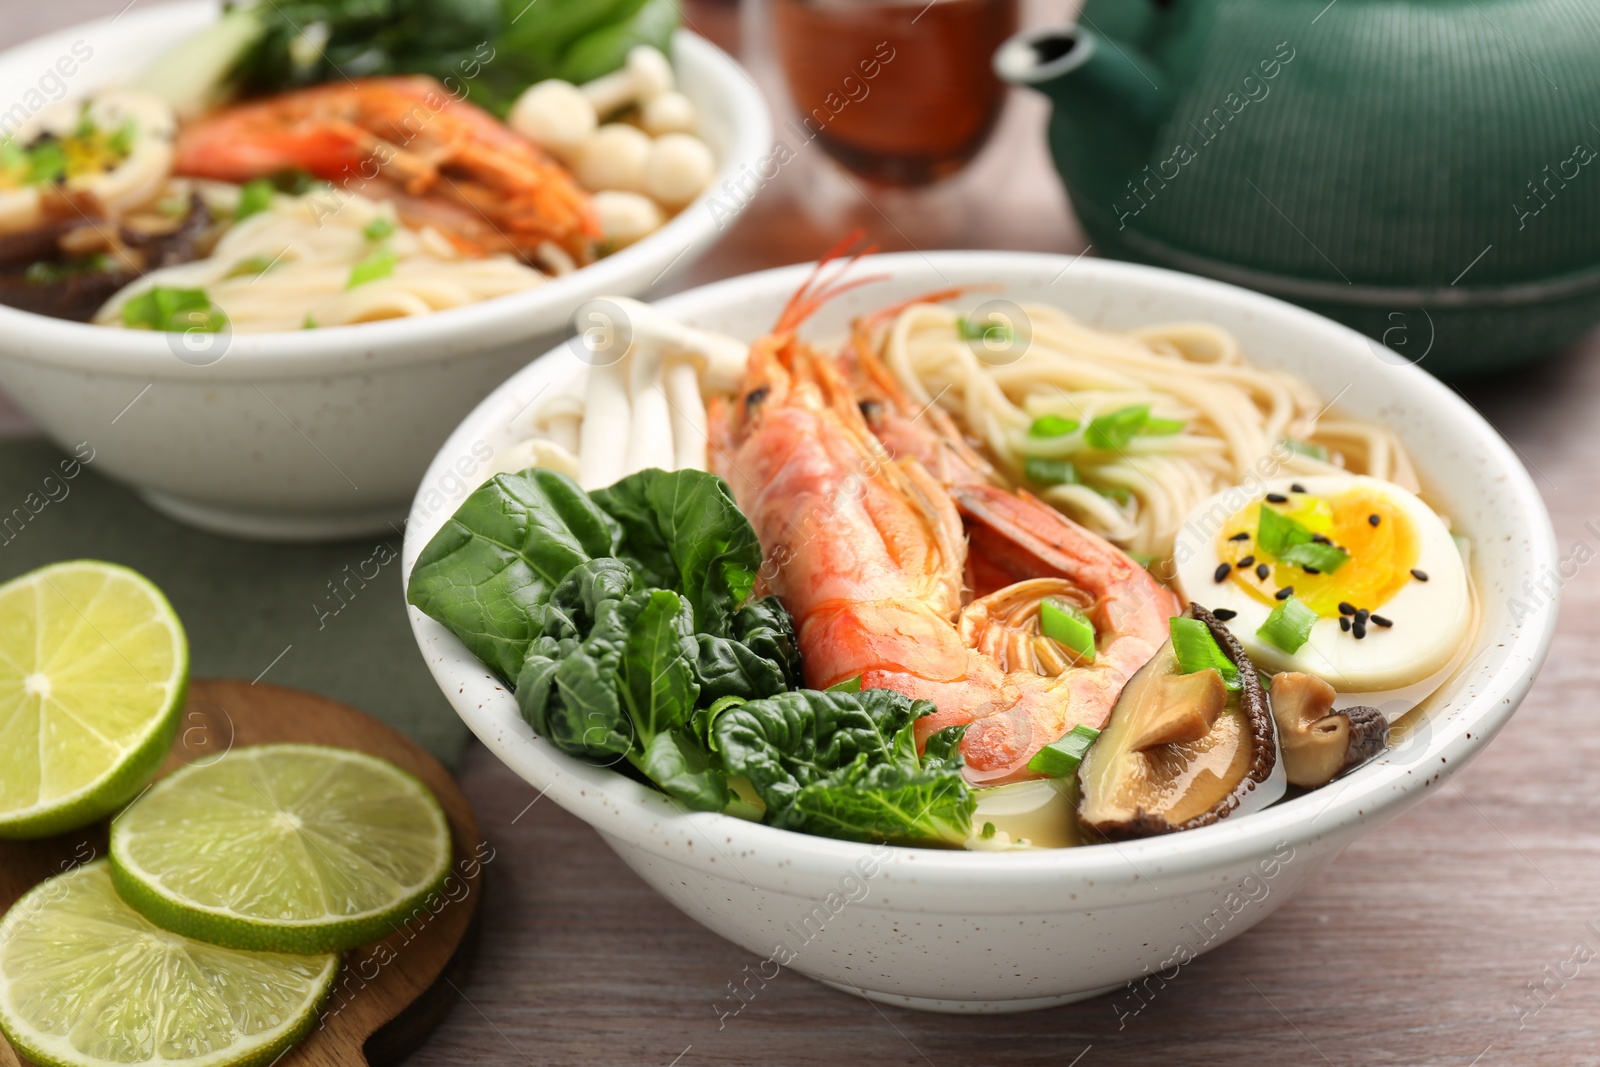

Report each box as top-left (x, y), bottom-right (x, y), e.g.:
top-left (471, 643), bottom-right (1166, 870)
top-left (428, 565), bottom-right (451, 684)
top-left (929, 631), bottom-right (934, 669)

top-left (6, 4), bottom-right (1600, 1065)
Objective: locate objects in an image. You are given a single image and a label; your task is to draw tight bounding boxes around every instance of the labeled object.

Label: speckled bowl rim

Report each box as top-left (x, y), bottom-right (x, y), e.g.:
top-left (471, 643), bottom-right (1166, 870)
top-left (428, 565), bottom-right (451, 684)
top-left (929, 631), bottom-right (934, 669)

top-left (404, 252), bottom-right (1558, 895)
top-left (0, 3), bottom-right (773, 381)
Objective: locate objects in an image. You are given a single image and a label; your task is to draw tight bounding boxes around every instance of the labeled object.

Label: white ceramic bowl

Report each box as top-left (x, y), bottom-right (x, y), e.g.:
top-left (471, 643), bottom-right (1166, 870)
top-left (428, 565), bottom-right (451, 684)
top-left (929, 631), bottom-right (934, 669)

top-left (403, 253), bottom-right (1558, 1012)
top-left (0, 1), bottom-right (771, 541)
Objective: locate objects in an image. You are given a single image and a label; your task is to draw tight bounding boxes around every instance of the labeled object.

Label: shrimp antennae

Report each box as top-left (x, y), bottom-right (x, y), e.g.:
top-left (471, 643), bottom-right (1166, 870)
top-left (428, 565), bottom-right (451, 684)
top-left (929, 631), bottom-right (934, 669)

top-left (773, 231), bottom-right (888, 335)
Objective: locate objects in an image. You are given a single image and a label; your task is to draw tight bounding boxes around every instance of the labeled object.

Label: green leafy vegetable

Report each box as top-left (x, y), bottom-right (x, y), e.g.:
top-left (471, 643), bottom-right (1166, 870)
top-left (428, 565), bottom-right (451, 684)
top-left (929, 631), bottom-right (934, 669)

top-left (1026, 724), bottom-right (1099, 778)
top-left (713, 689), bottom-right (975, 845)
top-left (236, 178), bottom-right (275, 220)
top-left (1169, 616), bottom-right (1240, 690)
top-left (347, 249), bottom-right (397, 288)
top-left (1040, 597), bottom-right (1095, 662)
top-left (1257, 596), bottom-right (1318, 654)
top-left (590, 469), bottom-right (763, 636)
top-left (208, 0), bottom-right (681, 117)
top-left (407, 468), bottom-right (620, 679)
top-left (363, 216), bottom-right (396, 241)
top-left (409, 467), bottom-right (797, 814)
top-left (121, 287), bottom-right (228, 333)
top-left (1024, 456), bottom-right (1078, 486)
top-left (1028, 414), bottom-right (1079, 438)
top-left (1142, 416), bottom-right (1185, 435)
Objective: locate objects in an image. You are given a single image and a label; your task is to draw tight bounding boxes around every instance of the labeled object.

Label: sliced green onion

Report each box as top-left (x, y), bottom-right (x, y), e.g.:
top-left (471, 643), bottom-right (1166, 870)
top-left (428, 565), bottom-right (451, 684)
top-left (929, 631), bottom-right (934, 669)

top-left (1025, 456), bottom-right (1078, 486)
top-left (26, 141), bottom-right (65, 185)
top-left (1142, 416), bottom-right (1186, 435)
top-left (980, 821), bottom-right (997, 839)
top-left (224, 254), bottom-right (278, 279)
top-left (1040, 597), bottom-right (1095, 662)
top-left (1256, 502), bottom-right (1313, 558)
top-left (1097, 485), bottom-right (1133, 506)
top-left (0, 139), bottom-right (26, 175)
top-left (108, 119), bottom-right (137, 156)
top-left (121, 286), bottom-right (227, 333)
top-left (302, 313), bottom-right (317, 330)
top-left (1169, 616), bottom-right (1239, 690)
top-left (825, 676), bottom-right (862, 693)
top-left (235, 178), bottom-right (275, 220)
top-left (1027, 724), bottom-right (1100, 778)
top-left (363, 216), bottom-right (396, 241)
top-left (1277, 539), bottom-right (1349, 574)
top-left (1085, 404), bottom-right (1150, 450)
top-left (1257, 596), bottom-right (1318, 654)
top-left (1284, 438), bottom-right (1329, 461)
top-left (1028, 414), bottom-right (1080, 438)
top-left (957, 315), bottom-right (1014, 344)
top-left (347, 248), bottom-right (397, 289)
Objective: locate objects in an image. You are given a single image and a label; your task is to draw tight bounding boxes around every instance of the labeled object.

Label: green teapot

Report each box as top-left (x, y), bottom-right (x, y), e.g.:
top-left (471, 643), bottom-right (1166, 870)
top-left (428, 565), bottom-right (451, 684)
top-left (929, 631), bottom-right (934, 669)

top-left (996, 0), bottom-right (1600, 376)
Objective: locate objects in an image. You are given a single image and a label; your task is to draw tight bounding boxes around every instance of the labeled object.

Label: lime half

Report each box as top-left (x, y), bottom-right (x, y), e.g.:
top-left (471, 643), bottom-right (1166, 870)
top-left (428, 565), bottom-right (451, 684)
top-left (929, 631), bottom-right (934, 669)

top-left (0, 561), bottom-right (188, 838)
top-left (110, 744), bottom-right (452, 954)
top-left (0, 861), bottom-right (337, 1067)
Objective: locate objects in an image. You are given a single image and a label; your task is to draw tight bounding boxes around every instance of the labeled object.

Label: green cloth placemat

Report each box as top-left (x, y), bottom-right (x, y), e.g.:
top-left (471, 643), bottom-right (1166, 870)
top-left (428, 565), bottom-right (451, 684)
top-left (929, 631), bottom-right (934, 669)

top-left (0, 438), bottom-right (467, 767)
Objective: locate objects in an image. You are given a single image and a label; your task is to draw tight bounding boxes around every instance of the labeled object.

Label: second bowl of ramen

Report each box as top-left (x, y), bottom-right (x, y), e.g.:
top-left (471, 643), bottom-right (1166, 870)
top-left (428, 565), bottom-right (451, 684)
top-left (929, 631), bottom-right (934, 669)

top-left (0, 2), bottom-right (771, 540)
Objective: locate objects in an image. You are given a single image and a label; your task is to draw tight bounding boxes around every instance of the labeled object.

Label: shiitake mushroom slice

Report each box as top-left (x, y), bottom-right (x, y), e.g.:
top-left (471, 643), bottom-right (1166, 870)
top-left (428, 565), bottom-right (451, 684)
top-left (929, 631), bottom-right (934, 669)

top-left (1266, 671), bottom-right (1389, 788)
top-left (1077, 603), bottom-right (1283, 841)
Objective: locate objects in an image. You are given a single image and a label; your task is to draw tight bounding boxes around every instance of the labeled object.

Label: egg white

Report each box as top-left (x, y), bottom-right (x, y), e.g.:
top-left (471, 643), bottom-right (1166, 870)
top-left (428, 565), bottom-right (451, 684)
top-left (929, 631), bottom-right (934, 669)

top-left (1172, 475), bottom-right (1471, 713)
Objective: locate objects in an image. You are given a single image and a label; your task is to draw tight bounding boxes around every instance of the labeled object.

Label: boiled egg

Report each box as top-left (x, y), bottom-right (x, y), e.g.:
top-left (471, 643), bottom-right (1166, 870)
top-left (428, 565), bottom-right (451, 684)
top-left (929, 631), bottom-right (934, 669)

top-left (1172, 475), bottom-right (1471, 715)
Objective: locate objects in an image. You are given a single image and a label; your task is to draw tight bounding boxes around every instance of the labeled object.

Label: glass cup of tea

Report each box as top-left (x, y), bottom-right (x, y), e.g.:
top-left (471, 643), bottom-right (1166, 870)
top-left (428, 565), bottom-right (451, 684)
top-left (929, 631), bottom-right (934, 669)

top-left (756, 0), bottom-right (1021, 187)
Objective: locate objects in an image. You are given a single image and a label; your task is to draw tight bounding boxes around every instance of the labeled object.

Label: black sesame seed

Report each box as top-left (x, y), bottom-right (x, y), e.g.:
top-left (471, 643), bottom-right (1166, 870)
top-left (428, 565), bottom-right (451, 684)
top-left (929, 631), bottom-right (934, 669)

top-left (1410, 568), bottom-right (1429, 581)
top-left (1352, 621), bottom-right (1367, 639)
top-left (1303, 566), bottom-right (1321, 575)
top-left (1266, 492), bottom-right (1288, 503)
top-left (1368, 513), bottom-right (1381, 527)
top-left (1256, 563), bottom-right (1270, 580)
top-left (1229, 532), bottom-right (1250, 542)
top-left (1275, 586), bottom-right (1294, 600)
top-left (1338, 601), bottom-right (1356, 616)
top-left (1237, 555), bottom-right (1256, 568)
top-left (1311, 533), bottom-right (1332, 545)
top-left (1354, 608), bottom-right (1370, 624)
top-left (1370, 614), bottom-right (1393, 627)
top-left (1214, 562), bottom-right (1232, 583)
top-left (1212, 608), bottom-right (1238, 621)
top-left (1291, 483), bottom-right (1307, 494)
top-left (1339, 616), bottom-right (1352, 632)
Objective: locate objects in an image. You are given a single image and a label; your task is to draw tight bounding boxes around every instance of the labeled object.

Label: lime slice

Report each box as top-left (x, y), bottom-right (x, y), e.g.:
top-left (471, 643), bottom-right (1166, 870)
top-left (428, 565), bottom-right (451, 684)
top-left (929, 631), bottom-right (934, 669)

top-left (110, 744), bottom-right (452, 954)
top-left (0, 861), bottom-right (338, 1067)
top-left (0, 561), bottom-right (188, 838)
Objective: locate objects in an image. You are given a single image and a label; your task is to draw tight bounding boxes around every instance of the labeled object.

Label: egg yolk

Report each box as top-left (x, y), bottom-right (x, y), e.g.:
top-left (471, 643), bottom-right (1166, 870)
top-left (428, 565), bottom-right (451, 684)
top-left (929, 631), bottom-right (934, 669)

top-left (1216, 489), bottom-right (1420, 617)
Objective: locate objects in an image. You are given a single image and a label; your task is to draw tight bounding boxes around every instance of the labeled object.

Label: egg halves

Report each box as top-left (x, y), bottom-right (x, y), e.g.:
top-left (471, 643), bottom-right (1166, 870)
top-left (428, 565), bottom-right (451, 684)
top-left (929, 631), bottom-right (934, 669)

top-left (1173, 474), bottom-right (1470, 715)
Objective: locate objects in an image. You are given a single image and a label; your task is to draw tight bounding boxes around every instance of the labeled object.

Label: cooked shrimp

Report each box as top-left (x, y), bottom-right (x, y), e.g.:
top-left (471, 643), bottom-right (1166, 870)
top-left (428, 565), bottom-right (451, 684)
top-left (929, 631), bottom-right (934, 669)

top-left (710, 254), bottom-right (1179, 783)
top-left (173, 77), bottom-right (598, 265)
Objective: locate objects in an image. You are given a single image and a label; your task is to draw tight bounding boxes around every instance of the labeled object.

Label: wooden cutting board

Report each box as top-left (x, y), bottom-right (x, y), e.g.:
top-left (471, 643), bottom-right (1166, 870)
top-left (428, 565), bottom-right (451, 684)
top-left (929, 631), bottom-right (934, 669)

top-left (0, 680), bottom-right (482, 1067)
